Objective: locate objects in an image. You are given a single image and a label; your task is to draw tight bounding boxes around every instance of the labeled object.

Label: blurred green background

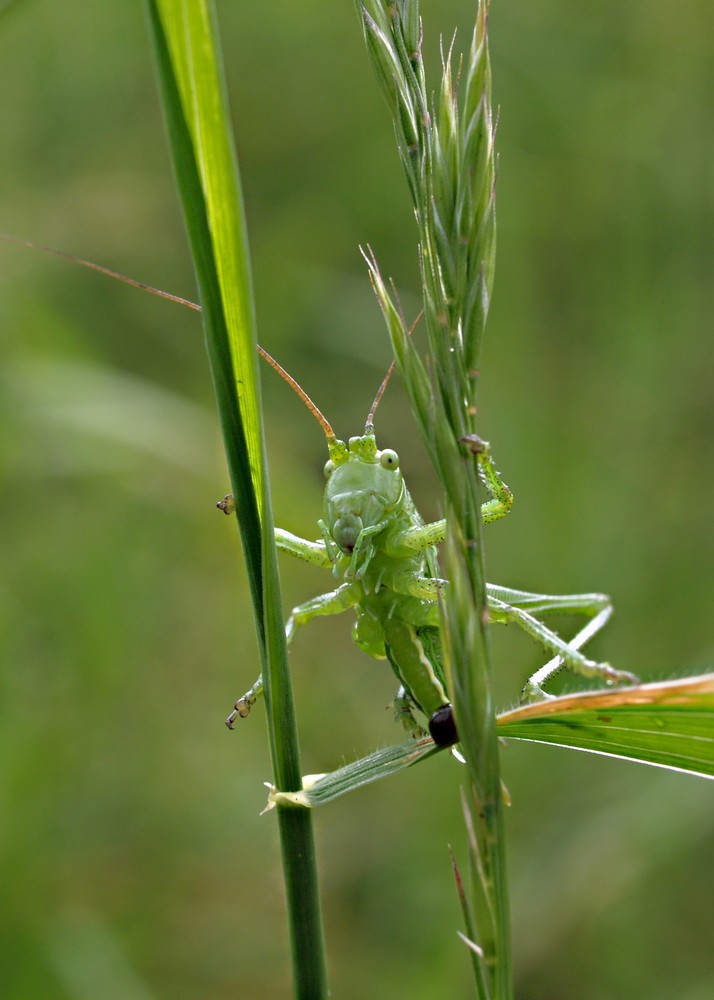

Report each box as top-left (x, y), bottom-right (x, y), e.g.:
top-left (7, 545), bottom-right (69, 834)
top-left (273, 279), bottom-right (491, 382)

top-left (1, 1), bottom-right (712, 997)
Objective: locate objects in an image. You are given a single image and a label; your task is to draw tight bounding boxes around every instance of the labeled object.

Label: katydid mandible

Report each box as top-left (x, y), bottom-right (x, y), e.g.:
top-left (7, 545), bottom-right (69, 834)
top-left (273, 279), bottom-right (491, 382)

top-left (222, 356), bottom-right (638, 746)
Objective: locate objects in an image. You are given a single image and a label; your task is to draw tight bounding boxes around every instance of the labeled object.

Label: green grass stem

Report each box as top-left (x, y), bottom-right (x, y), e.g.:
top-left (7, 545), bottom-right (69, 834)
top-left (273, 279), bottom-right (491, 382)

top-left (358, 1), bottom-right (511, 994)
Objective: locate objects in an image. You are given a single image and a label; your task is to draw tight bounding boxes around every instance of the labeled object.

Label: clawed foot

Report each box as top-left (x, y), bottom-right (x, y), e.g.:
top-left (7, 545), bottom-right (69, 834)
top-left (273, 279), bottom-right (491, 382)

top-left (225, 691), bottom-right (257, 729)
top-left (521, 662), bottom-right (639, 705)
top-left (216, 493), bottom-right (235, 515)
top-left (599, 664), bottom-right (639, 687)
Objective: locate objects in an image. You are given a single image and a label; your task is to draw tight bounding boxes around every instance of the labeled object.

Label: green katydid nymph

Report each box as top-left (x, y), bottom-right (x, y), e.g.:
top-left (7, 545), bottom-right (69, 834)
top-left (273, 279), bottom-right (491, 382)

top-left (221, 351), bottom-right (638, 748)
top-left (1, 234), bottom-right (638, 751)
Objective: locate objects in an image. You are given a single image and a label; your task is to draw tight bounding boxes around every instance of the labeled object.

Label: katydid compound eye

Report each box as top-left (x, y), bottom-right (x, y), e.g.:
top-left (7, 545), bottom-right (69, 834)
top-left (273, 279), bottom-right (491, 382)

top-left (379, 449), bottom-right (399, 470)
top-left (324, 460), bottom-right (335, 479)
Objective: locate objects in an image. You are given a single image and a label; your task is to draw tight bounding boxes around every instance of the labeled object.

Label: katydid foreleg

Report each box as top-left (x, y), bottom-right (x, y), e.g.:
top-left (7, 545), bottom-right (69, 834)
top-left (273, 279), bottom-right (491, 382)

top-left (339, 519), bottom-right (390, 580)
top-left (475, 438), bottom-right (515, 523)
top-left (387, 442), bottom-right (512, 556)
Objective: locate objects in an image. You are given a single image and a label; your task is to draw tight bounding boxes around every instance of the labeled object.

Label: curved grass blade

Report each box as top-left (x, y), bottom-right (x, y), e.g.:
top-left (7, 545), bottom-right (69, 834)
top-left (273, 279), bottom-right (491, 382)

top-left (270, 674), bottom-right (714, 811)
top-left (497, 675), bottom-right (714, 779)
top-left (266, 737), bottom-right (442, 809)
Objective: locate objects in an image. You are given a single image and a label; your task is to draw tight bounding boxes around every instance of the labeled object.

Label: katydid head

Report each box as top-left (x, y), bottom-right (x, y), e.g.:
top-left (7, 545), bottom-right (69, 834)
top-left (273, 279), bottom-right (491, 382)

top-left (242, 342), bottom-right (398, 565)
top-left (319, 361), bottom-right (403, 565)
top-left (262, 344), bottom-right (402, 564)
top-left (323, 432), bottom-right (404, 558)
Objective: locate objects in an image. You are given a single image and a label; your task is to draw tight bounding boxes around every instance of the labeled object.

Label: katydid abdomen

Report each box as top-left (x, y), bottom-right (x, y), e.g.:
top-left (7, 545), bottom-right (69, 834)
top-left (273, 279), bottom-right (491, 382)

top-left (354, 585), bottom-right (456, 745)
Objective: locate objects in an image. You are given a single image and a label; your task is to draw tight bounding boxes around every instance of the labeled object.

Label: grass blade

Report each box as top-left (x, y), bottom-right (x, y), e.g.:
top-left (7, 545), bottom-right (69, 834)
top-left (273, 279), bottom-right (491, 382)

top-left (144, 4), bottom-right (328, 996)
top-left (266, 738), bottom-right (443, 809)
top-left (498, 675), bottom-right (714, 779)
top-left (144, 0), bottom-right (263, 613)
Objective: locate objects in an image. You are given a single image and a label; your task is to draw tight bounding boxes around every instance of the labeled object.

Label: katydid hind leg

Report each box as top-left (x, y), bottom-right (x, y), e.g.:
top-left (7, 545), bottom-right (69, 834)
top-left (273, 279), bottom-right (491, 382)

top-left (486, 589), bottom-right (638, 699)
top-left (487, 584), bottom-right (610, 618)
top-left (519, 605), bottom-right (633, 701)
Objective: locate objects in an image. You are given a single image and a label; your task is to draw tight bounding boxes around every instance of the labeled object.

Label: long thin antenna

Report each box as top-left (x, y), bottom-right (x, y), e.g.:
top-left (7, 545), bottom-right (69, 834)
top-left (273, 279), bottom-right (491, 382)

top-left (365, 359), bottom-right (396, 432)
top-left (0, 233), bottom-right (201, 312)
top-left (255, 348), bottom-right (335, 440)
top-left (1, 233), bottom-right (336, 441)
top-left (365, 308), bottom-right (423, 432)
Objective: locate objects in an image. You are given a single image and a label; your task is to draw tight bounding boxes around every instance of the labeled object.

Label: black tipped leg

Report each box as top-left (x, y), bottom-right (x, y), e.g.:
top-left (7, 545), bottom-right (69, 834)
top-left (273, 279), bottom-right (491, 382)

top-left (428, 704), bottom-right (458, 747)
